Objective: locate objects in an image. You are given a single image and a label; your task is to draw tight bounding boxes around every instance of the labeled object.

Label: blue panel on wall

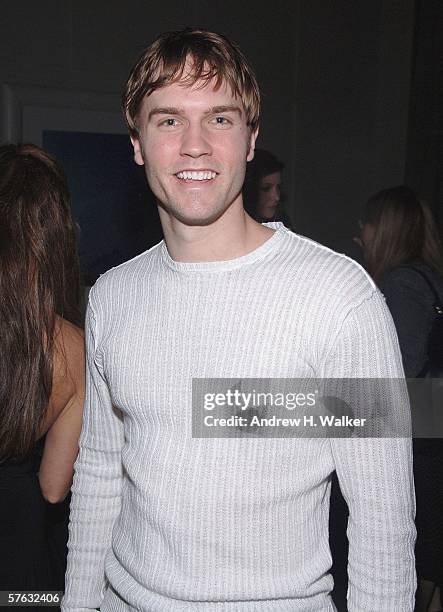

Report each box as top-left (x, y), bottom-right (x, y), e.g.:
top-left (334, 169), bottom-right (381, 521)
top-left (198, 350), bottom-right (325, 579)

top-left (43, 130), bottom-right (163, 284)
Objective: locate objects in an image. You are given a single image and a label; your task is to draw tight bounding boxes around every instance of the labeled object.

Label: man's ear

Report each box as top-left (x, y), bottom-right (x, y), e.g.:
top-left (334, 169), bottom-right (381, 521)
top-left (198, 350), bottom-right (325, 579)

top-left (246, 127), bottom-right (259, 162)
top-left (130, 134), bottom-right (145, 166)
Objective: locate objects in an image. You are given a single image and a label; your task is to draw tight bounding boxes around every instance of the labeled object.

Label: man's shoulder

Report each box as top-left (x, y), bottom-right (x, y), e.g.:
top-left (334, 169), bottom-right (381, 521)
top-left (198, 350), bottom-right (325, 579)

top-left (274, 227), bottom-right (377, 304)
top-left (89, 241), bottom-right (163, 302)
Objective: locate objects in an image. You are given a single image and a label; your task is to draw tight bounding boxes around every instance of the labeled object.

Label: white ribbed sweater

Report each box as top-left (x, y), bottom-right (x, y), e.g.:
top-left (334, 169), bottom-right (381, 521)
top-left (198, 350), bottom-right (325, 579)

top-left (62, 224), bottom-right (416, 611)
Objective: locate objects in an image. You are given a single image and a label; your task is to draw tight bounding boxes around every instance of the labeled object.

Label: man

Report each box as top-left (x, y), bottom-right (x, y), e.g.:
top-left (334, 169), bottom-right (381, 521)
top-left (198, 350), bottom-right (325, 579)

top-left (62, 29), bottom-right (415, 611)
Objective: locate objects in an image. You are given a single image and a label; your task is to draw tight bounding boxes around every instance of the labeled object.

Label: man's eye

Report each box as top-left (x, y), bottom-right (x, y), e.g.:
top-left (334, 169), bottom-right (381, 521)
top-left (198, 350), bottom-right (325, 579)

top-left (210, 116), bottom-right (231, 126)
top-left (161, 118), bottom-right (179, 127)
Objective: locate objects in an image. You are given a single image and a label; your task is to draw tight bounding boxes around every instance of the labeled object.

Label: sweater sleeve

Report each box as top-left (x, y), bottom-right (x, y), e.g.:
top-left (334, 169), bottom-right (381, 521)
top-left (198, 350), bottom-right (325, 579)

top-left (62, 290), bottom-right (124, 611)
top-left (322, 289), bottom-right (416, 611)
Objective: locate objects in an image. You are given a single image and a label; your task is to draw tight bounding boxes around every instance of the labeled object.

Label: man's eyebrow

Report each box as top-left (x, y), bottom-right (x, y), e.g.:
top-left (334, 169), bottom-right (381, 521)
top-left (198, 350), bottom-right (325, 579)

top-left (206, 105), bottom-right (243, 116)
top-left (148, 107), bottom-right (185, 120)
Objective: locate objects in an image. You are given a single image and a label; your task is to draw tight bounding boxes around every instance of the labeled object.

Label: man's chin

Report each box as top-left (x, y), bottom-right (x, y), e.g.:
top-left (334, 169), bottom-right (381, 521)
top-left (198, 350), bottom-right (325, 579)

top-left (157, 201), bottom-right (230, 227)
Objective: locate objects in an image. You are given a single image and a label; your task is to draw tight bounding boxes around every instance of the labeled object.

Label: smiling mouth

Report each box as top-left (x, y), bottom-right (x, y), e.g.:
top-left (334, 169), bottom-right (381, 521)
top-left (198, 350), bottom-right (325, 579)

top-left (175, 170), bottom-right (217, 181)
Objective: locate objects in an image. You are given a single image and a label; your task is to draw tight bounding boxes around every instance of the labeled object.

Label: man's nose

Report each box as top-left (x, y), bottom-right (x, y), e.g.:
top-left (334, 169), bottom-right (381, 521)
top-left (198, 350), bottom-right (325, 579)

top-left (180, 124), bottom-right (212, 158)
top-left (271, 187), bottom-right (280, 203)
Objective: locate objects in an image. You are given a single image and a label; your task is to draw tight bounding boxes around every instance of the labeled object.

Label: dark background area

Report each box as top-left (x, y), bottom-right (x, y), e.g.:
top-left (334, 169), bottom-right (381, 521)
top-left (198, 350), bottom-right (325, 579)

top-left (0, 0), bottom-right (441, 272)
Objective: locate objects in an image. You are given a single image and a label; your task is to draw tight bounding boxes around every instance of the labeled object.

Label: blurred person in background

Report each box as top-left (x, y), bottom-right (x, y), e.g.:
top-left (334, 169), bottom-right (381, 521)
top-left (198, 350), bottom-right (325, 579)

top-left (0, 144), bottom-right (85, 597)
top-left (359, 185), bottom-right (443, 612)
top-left (243, 148), bottom-right (293, 229)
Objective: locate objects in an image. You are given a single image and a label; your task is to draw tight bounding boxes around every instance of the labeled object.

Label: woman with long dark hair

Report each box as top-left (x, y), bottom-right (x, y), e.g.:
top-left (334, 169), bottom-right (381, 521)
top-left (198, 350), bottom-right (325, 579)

top-left (0, 144), bottom-right (85, 593)
top-left (360, 185), bottom-right (443, 612)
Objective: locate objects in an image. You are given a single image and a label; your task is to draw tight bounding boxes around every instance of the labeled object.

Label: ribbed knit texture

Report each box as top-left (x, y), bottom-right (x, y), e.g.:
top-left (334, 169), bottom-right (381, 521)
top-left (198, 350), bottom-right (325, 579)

top-left (62, 223), bottom-right (416, 611)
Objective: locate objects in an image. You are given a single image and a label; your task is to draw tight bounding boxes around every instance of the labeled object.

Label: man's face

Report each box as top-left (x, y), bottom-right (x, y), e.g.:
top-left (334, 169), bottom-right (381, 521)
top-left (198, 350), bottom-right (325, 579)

top-left (131, 75), bottom-right (258, 226)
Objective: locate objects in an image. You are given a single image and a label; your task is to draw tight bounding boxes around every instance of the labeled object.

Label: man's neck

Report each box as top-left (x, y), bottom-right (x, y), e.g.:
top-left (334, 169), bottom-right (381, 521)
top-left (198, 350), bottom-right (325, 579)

top-left (159, 203), bottom-right (275, 263)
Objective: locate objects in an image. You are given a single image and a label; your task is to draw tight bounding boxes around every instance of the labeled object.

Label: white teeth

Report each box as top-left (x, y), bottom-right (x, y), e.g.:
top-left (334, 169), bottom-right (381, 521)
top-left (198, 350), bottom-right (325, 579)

top-left (176, 171), bottom-right (216, 180)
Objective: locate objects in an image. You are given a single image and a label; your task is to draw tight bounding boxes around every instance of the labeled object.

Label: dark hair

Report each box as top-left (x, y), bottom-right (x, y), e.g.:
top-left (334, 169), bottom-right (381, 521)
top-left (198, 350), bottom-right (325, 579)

top-left (363, 185), bottom-right (443, 280)
top-left (243, 149), bottom-right (284, 219)
top-left (123, 28), bottom-right (260, 136)
top-left (0, 144), bottom-right (80, 460)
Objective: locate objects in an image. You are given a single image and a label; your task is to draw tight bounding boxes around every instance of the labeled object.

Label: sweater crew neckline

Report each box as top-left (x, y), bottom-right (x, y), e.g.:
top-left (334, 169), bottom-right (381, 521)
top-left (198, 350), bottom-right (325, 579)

top-left (159, 222), bottom-right (287, 273)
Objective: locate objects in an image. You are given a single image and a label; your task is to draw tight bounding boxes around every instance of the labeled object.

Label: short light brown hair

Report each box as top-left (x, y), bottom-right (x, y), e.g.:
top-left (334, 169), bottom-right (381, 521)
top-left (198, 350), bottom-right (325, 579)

top-left (122, 28), bottom-right (260, 137)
